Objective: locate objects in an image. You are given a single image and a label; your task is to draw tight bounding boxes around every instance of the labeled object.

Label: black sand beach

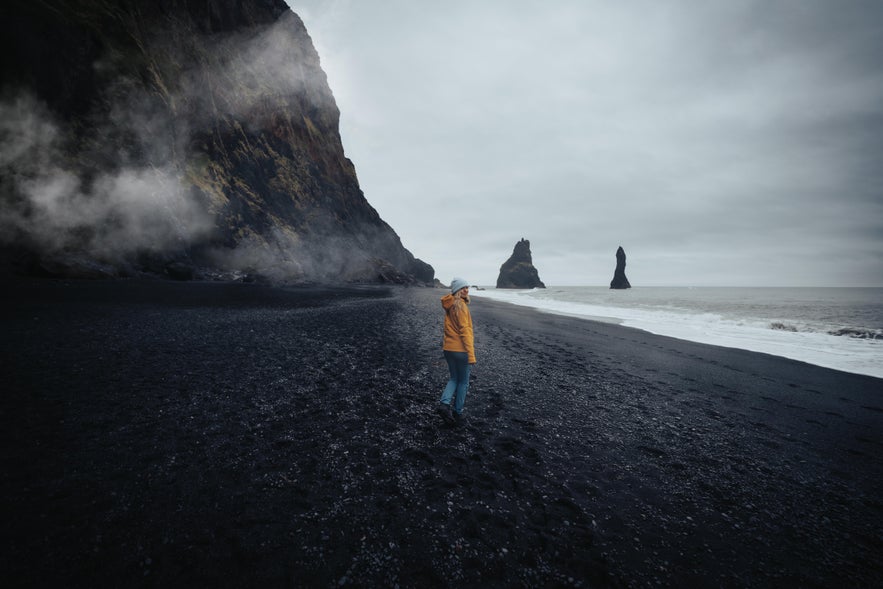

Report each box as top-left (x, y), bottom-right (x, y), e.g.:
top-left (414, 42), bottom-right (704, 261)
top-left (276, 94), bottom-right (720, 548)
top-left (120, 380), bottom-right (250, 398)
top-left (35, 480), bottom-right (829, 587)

top-left (1, 280), bottom-right (881, 587)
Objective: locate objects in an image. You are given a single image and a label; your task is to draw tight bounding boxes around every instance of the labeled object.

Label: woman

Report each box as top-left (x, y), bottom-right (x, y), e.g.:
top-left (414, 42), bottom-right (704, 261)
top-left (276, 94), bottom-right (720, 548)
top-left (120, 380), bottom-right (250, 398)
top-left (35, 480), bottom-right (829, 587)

top-left (437, 277), bottom-right (476, 423)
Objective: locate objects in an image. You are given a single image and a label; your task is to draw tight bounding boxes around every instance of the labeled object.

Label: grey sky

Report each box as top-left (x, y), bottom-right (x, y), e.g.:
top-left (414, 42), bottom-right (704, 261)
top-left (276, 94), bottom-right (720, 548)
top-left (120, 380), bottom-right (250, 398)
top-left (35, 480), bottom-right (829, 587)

top-left (288, 0), bottom-right (883, 286)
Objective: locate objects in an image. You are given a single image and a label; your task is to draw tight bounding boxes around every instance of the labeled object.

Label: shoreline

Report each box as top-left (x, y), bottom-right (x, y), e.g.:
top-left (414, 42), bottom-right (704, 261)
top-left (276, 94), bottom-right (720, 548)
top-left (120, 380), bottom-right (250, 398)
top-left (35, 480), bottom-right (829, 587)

top-left (472, 287), bottom-right (883, 380)
top-left (2, 280), bottom-right (881, 586)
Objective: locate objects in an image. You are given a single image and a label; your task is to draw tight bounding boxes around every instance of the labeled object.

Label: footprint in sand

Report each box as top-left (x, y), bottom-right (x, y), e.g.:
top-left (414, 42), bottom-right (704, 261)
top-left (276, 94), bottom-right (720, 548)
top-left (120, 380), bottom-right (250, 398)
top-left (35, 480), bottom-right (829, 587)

top-left (406, 448), bottom-right (434, 466)
top-left (512, 417), bottom-right (538, 432)
top-left (494, 435), bottom-right (524, 455)
top-left (855, 435), bottom-right (881, 447)
top-left (636, 444), bottom-right (667, 459)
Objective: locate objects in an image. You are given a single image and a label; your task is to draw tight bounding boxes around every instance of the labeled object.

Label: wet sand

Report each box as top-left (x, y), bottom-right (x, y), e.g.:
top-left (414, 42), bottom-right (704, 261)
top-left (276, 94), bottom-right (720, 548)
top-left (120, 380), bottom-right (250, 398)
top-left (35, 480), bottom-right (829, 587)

top-left (1, 280), bottom-right (881, 587)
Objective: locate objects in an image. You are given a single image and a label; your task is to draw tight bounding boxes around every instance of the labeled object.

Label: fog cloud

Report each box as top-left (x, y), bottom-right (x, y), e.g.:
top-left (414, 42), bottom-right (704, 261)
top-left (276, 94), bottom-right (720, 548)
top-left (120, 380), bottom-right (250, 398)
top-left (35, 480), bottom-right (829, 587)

top-left (1, 11), bottom-right (340, 277)
top-left (0, 93), bottom-right (212, 262)
top-left (155, 11), bottom-right (335, 130)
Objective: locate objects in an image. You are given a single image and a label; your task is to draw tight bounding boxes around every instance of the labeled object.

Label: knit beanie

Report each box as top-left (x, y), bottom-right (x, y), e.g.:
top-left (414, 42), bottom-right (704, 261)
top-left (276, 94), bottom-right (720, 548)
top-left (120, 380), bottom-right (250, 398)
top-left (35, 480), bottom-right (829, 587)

top-left (450, 277), bottom-right (469, 294)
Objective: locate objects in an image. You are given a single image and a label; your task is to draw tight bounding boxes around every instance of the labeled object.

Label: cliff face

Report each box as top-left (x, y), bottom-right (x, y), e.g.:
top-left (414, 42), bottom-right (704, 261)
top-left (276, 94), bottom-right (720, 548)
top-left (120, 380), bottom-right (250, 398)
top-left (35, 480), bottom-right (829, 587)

top-left (0, 0), bottom-right (433, 284)
top-left (496, 238), bottom-right (545, 289)
top-left (610, 246), bottom-right (631, 289)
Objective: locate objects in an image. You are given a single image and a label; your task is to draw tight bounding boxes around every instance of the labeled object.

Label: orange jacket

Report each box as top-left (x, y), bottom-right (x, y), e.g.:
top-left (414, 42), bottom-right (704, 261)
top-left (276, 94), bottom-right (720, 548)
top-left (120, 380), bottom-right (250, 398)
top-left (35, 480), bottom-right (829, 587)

top-left (441, 293), bottom-right (476, 363)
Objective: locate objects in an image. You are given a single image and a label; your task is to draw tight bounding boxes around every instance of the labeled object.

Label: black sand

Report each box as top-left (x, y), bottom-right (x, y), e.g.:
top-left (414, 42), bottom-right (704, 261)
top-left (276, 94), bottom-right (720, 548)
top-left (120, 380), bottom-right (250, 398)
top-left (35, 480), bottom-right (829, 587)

top-left (1, 280), bottom-right (881, 587)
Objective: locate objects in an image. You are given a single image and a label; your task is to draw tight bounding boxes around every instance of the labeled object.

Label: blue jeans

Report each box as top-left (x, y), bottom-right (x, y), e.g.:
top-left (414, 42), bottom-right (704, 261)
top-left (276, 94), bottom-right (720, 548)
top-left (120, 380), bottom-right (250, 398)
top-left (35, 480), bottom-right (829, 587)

top-left (440, 351), bottom-right (471, 415)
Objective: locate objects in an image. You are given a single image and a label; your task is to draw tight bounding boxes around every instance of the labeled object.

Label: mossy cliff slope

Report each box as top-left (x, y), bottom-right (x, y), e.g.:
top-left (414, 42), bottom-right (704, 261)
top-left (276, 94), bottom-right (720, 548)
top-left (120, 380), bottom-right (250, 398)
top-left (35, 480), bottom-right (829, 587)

top-left (0, 0), bottom-right (433, 283)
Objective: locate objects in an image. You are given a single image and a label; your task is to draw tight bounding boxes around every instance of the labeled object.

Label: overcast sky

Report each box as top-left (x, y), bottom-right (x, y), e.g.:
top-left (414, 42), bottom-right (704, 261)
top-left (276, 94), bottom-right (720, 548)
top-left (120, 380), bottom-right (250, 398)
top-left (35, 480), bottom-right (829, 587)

top-left (288, 0), bottom-right (883, 286)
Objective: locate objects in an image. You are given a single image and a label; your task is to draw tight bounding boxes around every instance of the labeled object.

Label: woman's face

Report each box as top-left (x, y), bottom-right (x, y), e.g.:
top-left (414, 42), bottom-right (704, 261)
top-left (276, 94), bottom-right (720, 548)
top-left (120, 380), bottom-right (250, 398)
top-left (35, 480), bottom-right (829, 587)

top-left (459, 286), bottom-right (469, 297)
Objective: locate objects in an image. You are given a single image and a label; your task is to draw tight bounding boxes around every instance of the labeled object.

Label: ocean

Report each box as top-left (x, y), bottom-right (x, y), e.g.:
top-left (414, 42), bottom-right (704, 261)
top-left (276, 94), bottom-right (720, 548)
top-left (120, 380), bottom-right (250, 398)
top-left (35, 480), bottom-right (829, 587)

top-left (472, 287), bottom-right (883, 379)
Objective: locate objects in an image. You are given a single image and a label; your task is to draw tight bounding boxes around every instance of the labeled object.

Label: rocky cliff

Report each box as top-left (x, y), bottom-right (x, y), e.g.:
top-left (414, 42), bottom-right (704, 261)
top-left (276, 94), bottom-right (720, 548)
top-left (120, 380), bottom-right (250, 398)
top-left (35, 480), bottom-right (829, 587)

top-left (496, 238), bottom-right (545, 289)
top-left (610, 246), bottom-right (631, 289)
top-left (0, 0), bottom-right (433, 284)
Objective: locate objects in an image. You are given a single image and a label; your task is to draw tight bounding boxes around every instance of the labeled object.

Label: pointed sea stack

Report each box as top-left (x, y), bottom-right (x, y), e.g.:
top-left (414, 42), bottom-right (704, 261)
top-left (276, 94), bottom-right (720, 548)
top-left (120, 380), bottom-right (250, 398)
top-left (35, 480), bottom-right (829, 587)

top-left (610, 246), bottom-right (631, 289)
top-left (496, 238), bottom-right (546, 289)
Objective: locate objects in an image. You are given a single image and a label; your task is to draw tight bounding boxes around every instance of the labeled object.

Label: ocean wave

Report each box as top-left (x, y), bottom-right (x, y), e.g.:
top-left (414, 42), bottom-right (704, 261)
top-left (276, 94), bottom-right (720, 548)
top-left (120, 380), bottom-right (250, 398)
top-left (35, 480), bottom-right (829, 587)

top-left (828, 327), bottom-right (882, 340)
top-left (473, 288), bottom-right (883, 378)
top-left (769, 322), bottom-right (882, 340)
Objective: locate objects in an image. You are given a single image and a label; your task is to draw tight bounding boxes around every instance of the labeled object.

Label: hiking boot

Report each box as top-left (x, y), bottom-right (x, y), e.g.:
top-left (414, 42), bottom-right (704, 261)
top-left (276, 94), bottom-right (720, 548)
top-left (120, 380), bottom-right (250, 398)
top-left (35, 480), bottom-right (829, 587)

top-left (452, 412), bottom-right (466, 426)
top-left (436, 403), bottom-right (453, 422)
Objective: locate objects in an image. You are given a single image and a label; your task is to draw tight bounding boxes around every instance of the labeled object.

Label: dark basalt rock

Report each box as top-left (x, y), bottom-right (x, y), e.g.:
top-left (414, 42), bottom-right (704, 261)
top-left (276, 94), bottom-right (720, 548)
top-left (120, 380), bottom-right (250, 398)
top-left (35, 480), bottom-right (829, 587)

top-left (0, 0), bottom-right (433, 285)
top-left (610, 246), bottom-right (631, 289)
top-left (497, 238), bottom-right (546, 289)
top-left (165, 262), bottom-right (196, 281)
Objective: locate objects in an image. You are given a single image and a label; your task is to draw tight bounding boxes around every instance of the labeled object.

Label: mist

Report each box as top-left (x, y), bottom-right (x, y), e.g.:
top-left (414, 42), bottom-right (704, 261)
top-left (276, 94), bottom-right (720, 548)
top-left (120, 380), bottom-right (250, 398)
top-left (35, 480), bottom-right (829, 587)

top-left (0, 10), bottom-right (357, 280)
top-left (0, 93), bottom-right (212, 263)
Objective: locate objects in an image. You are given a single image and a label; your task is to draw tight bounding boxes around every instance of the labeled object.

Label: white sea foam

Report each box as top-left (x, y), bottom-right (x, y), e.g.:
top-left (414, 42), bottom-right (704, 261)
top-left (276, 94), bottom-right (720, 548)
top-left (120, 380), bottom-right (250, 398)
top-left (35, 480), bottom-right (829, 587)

top-left (472, 287), bottom-right (883, 379)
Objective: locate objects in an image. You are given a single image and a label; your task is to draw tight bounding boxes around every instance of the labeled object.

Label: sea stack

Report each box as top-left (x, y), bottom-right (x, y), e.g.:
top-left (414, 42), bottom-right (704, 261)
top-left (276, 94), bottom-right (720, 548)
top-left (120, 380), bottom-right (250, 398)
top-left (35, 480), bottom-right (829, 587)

top-left (610, 246), bottom-right (631, 289)
top-left (496, 238), bottom-right (546, 289)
